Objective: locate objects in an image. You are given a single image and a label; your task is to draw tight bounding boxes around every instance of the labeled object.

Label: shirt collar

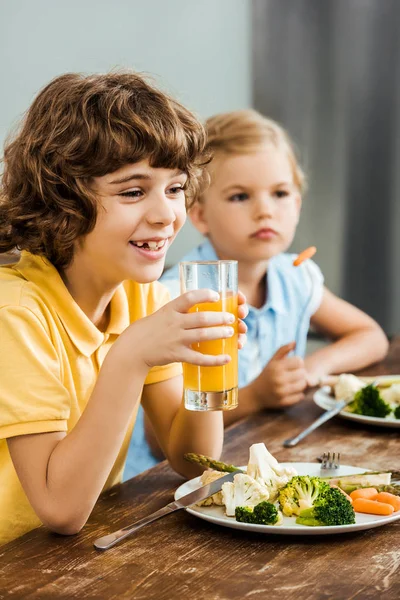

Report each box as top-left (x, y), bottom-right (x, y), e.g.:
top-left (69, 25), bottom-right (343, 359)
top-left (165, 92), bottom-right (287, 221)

top-left (14, 252), bottom-right (130, 357)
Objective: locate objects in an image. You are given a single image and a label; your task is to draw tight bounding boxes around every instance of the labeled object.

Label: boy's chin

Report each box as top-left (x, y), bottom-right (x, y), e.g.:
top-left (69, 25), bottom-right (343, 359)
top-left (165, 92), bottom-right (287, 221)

top-left (129, 263), bottom-right (165, 284)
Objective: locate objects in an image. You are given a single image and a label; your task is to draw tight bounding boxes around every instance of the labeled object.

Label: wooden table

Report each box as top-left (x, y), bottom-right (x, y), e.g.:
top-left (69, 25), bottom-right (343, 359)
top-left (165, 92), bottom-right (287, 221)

top-left (1, 339), bottom-right (400, 599)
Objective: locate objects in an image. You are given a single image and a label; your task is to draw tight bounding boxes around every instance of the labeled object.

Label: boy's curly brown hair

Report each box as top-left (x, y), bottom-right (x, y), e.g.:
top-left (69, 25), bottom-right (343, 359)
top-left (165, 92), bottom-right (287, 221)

top-left (0, 71), bottom-right (209, 269)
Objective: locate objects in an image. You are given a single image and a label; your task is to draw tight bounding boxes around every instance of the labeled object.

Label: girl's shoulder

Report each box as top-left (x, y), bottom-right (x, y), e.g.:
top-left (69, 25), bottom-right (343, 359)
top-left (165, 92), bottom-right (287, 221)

top-left (271, 252), bottom-right (324, 283)
top-left (269, 253), bottom-right (324, 312)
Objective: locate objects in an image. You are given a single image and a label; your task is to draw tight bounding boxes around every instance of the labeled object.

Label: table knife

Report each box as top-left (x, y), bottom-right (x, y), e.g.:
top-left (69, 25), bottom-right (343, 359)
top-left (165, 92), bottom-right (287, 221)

top-left (94, 470), bottom-right (239, 550)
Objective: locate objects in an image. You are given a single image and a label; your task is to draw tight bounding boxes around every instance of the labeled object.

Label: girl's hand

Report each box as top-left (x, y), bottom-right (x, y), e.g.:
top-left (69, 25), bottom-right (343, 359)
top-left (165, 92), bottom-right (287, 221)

top-left (120, 289), bottom-right (243, 369)
top-left (254, 342), bottom-right (307, 408)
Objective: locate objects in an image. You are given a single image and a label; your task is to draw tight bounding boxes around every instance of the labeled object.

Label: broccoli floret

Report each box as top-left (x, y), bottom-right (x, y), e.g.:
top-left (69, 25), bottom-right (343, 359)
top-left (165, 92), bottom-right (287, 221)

top-left (235, 506), bottom-right (256, 523)
top-left (394, 405), bottom-right (400, 420)
top-left (253, 501), bottom-right (280, 525)
top-left (278, 476), bottom-right (330, 517)
top-left (296, 486), bottom-right (355, 527)
top-left (235, 501), bottom-right (280, 525)
top-left (348, 384), bottom-right (391, 418)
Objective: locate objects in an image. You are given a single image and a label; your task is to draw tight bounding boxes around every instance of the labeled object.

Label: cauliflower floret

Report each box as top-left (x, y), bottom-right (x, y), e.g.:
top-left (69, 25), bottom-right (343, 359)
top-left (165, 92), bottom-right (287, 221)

top-left (381, 384), bottom-right (400, 406)
top-left (222, 473), bottom-right (270, 517)
top-left (246, 443), bottom-right (297, 501)
top-left (196, 470), bottom-right (226, 506)
top-left (334, 374), bottom-right (365, 401)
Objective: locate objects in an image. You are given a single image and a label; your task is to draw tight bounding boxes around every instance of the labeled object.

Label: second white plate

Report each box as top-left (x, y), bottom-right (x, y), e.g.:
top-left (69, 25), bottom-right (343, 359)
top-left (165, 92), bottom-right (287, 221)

top-left (314, 386), bottom-right (400, 428)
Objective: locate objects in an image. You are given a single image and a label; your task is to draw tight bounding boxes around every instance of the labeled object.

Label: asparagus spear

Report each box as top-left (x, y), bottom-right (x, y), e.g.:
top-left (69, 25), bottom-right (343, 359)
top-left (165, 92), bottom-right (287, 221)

top-left (184, 453), bottom-right (244, 473)
top-left (377, 484), bottom-right (400, 497)
top-left (320, 471), bottom-right (398, 484)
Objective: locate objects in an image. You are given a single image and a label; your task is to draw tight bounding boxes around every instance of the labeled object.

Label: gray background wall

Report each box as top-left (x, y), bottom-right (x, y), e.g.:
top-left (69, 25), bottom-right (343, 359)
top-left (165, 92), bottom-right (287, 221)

top-left (253, 0), bottom-right (400, 335)
top-left (0, 0), bottom-right (251, 265)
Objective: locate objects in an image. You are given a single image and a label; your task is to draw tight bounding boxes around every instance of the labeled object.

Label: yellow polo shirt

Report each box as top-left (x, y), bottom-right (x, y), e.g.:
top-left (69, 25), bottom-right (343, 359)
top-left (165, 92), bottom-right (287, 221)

top-left (0, 252), bottom-right (181, 546)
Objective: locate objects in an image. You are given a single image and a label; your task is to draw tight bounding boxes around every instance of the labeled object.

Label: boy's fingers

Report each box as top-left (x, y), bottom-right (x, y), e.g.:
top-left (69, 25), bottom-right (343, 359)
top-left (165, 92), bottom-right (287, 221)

top-left (238, 290), bottom-right (246, 304)
top-left (238, 304), bottom-right (248, 319)
top-left (271, 342), bottom-right (296, 360)
top-left (238, 333), bottom-right (247, 349)
top-left (184, 349), bottom-right (232, 367)
top-left (237, 291), bottom-right (248, 319)
top-left (183, 311), bottom-right (236, 329)
top-left (174, 289), bottom-right (220, 312)
top-left (238, 319), bottom-right (247, 334)
top-left (185, 325), bottom-right (235, 344)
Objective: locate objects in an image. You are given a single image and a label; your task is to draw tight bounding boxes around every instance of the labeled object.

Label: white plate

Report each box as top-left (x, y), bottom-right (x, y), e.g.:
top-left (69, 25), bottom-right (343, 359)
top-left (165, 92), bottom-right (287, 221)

top-left (314, 383), bottom-right (400, 429)
top-left (175, 463), bottom-right (400, 535)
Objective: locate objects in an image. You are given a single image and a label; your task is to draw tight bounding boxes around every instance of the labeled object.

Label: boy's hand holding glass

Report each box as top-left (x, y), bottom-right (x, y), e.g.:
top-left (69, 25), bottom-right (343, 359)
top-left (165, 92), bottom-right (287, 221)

top-left (120, 285), bottom-right (247, 373)
top-left (179, 261), bottom-right (247, 411)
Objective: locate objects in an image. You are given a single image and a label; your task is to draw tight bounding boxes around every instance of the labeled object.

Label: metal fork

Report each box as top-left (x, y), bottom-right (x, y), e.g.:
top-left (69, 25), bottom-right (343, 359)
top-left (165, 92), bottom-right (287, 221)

top-left (319, 451), bottom-right (341, 470)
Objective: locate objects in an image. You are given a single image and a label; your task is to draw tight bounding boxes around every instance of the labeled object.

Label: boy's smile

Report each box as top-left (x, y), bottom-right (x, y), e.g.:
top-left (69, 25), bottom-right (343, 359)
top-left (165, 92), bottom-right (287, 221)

top-left (64, 160), bottom-right (187, 308)
top-left (129, 236), bottom-right (169, 259)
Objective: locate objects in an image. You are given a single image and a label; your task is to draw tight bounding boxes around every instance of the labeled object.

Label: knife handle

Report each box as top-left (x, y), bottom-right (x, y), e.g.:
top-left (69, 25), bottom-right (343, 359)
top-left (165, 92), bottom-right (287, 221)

top-left (94, 502), bottom-right (180, 550)
top-left (283, 404), bottom-right (344, 448)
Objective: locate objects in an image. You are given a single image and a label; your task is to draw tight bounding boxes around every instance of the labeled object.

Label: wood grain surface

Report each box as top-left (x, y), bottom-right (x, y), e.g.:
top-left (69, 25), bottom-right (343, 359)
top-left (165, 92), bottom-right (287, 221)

top-left (1, 338), bottom-right (399, 599)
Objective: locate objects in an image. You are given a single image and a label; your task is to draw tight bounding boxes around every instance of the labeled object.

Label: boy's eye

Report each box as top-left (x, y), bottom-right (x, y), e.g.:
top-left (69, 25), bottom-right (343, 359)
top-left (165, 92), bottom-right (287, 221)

top-left (120, 189), bottom-right (143, 199)
top-left (168, 185), bottom-right (185, 195)
top-left (228, 192), bottom-right (249, 202)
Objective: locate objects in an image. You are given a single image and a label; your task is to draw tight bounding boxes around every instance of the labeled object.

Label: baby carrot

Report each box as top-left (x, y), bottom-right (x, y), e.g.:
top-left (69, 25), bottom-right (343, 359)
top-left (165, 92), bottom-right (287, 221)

top-left (350, 487), bottom-right (378, 501)
top-left (293, 246), bottom-right (317, 266)
top-left (375, 492), bottom-right (400, 512)
top-left (353, 498), bottom-right (394, 516)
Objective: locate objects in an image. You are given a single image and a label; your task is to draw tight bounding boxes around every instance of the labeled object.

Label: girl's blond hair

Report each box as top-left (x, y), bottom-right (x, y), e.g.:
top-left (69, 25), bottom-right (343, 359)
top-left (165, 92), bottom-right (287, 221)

top-left (203, 109), bottom-right (305, 194)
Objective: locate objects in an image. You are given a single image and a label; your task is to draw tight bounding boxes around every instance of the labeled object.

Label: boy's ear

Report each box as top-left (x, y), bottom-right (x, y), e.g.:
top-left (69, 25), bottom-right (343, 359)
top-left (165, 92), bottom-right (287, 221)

top-left (188, 202), bottom-right (209, 235)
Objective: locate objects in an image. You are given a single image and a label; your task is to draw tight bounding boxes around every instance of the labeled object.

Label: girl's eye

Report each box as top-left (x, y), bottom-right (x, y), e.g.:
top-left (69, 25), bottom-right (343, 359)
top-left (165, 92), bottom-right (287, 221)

top-left (275, 190), bottom-right (290, 199)
top-left (120, 189), bottom-right (143, 199)
top-left (229, 192), bottom-right (249, 202)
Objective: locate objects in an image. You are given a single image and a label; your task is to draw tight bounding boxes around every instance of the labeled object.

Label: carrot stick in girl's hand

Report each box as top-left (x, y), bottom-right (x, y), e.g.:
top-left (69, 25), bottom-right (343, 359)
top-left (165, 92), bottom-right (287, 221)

top-left (293, 246), bottom-right (317, 266)
top-left (353, 498), bottom-right (394, 516)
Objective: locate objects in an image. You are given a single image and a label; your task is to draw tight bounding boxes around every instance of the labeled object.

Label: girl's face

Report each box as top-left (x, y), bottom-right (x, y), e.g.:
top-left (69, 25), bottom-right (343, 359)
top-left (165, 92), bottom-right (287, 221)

top-left (190, 146), bottom-right (301, 265)
top-left (73, 160), bottom-right (187, 285)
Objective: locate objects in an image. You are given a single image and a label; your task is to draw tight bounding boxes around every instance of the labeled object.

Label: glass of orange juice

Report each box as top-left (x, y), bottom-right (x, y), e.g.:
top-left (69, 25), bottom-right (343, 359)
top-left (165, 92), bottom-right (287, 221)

top-left (180, 260), bottom-right (238, 411)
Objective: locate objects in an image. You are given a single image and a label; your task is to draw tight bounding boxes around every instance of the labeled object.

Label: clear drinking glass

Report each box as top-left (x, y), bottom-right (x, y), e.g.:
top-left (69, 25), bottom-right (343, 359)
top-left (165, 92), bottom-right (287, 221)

top-left (180, 260), bottom-right (238, 411)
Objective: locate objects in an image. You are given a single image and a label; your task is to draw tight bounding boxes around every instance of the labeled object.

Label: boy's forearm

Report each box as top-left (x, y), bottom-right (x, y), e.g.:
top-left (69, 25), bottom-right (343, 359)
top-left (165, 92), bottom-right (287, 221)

top-left (304, 326), bottom-right (389, 379)
top-left (43, 343), bottom-right (149, 533)
top-left (167, 404), bottom-right (224, 478)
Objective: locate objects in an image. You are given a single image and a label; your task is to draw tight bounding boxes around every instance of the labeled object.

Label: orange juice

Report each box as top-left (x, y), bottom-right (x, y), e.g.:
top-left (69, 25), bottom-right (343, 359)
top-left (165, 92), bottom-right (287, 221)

top-left (183, 294), bottom-right (238, 410)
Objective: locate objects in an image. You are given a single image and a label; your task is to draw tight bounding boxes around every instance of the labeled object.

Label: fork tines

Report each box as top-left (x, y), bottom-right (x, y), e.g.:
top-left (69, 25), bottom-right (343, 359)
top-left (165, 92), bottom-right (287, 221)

top-left (321, 451), bottom-right (341, 470)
